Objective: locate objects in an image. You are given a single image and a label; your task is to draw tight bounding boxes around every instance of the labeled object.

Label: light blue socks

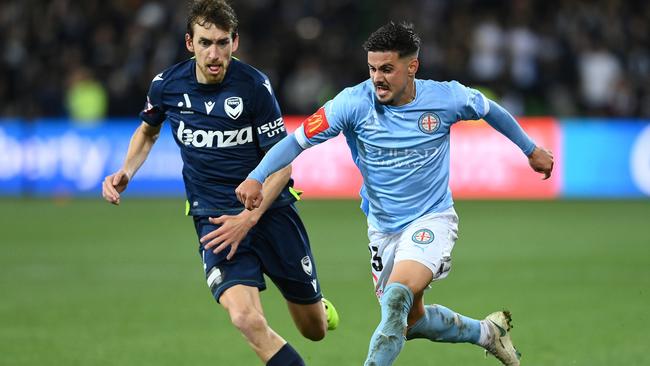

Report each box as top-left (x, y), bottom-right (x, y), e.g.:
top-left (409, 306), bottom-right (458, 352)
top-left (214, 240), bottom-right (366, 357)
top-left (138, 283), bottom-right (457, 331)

top-left (364, 283), bottom-right (414, 366)
top-left (406, 304), bottom-right (482, 344)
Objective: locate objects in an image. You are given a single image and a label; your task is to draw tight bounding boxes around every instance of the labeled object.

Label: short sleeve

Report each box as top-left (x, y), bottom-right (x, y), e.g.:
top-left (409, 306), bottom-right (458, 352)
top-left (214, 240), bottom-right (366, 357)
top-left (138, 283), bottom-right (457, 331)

top-left (294, 88), bottom-right (354, 149)
top-left (252, 77), bottom-right (285, 150)
top-left (450, 81), bottom-right (490, 122)
top-left (139, 73), bottom-right (167, 126)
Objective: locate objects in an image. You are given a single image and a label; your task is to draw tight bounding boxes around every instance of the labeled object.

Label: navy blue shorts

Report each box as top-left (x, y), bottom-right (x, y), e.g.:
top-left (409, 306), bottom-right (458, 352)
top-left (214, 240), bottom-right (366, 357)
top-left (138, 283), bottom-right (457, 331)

top-left (193, 205), bottom-right (322, 305)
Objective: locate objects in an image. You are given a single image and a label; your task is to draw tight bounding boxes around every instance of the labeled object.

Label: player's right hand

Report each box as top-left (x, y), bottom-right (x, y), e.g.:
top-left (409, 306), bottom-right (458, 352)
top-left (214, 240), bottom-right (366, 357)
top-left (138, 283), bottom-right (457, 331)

top-left (235, 178), bottom-right (264, 210)
top-left (102, 170), bottom-right (130, 205)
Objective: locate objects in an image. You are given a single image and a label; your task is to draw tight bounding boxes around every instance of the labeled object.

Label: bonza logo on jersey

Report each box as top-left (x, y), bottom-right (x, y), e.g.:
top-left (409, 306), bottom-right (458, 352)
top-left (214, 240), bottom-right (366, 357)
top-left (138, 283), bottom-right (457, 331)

top-left (176, 121), bottom-right (252, 148)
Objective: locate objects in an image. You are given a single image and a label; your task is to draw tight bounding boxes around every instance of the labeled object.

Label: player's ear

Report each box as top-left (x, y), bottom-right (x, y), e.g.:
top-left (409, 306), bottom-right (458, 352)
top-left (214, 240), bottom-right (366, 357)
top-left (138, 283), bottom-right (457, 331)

top-left (185, 33), bottom-right (194, 53)
top-left (407, 57), bottom-right (419, 77)
top-left (231, 33), bottom-right (239, 53)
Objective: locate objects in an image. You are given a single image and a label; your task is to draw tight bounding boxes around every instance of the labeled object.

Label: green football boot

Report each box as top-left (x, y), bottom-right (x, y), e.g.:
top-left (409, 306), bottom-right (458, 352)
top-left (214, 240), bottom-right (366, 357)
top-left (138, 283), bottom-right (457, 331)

top-left (322, 298), bottom-right (339, 330)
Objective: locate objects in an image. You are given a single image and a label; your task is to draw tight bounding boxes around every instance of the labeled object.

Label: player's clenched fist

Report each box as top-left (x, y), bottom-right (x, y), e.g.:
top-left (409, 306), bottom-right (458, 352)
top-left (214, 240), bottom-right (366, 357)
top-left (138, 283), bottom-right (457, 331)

top-left (102, 170), bottom-right (131, 205)
top-left (527, 146), bottom-right (554, 180)
top-left (236, 178), bottom-right (263, 210)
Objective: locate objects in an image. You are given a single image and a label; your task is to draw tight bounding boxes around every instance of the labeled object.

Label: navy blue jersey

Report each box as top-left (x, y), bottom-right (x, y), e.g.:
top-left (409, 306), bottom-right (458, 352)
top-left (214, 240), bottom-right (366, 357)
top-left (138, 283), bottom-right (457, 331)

top-left (139, 58), bottom-right (295, 216)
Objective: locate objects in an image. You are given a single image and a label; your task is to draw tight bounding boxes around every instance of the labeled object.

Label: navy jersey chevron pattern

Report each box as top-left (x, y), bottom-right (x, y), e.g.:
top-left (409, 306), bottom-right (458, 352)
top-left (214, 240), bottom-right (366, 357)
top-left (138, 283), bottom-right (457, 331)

top-left (139, 58), bottom-right (294, 216)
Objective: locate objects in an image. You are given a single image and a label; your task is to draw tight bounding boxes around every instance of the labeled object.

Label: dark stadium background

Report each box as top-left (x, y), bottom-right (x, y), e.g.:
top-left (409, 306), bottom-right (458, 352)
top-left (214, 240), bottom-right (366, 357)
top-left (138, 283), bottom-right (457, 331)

top-left (1, 1), bottom-right (649, 365)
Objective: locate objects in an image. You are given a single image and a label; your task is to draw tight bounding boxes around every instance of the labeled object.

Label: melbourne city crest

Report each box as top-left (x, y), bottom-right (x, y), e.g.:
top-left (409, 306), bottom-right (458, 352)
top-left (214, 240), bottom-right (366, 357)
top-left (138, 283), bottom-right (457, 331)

top-left (224, 97), bottom-right (243, 119)
top-left (418, 112), bottom-right (440, 134)
top-left (412, 229), bottom-right (435, 245)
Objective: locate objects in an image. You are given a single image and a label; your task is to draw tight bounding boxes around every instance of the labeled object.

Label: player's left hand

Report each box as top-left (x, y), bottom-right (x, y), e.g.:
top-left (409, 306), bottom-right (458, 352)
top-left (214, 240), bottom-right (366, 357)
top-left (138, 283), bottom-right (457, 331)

top-left (528, 146), bottom-right (554, 180)
top-left (200, 212), bottom-right (258, 260)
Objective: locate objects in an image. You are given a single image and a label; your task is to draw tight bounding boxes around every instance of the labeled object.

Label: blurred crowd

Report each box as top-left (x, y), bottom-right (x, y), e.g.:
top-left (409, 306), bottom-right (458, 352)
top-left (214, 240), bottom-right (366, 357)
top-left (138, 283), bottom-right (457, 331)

top-left (1, 0), bottom-right (649, 120)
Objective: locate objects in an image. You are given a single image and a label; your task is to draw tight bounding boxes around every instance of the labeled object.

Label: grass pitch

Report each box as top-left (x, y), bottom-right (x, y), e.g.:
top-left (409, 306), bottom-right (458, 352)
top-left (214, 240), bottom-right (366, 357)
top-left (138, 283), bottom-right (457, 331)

top-left (1, 198), bottom-right (649, 365)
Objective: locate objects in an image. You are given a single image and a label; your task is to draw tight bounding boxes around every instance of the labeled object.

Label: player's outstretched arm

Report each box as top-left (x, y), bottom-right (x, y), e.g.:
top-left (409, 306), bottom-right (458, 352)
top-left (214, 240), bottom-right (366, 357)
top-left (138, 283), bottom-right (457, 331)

top-left (483, 100), bottom-right (536, 156)
top-left (483, 99), bottom-right (553, 179)
top-left (202, 166), bottom-right (292, 259)
top-left (102, 122), bottom-right (161, 205)
top-left (236, 134), bottom-right (304, 209)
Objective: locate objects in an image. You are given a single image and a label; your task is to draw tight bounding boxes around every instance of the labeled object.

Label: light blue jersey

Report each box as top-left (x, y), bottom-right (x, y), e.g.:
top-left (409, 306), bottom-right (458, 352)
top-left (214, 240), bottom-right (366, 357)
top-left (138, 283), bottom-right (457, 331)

top-left (293, 79), bottom-right (490, 232)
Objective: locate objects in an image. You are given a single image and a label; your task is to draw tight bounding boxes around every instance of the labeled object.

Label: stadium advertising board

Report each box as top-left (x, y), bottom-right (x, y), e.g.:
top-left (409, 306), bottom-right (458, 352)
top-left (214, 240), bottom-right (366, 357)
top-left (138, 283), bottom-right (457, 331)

top-left (449, 118), bottom-right (562, 199)
top-left (562, 120), bottom-right (650, 197)
top-left (0, 118), bottom-right (649, 198)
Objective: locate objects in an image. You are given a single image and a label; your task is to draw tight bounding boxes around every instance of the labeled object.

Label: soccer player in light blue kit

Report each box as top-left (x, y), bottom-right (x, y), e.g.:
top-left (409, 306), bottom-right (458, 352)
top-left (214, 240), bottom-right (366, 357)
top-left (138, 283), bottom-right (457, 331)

top-left (236, 22), bottom-right (554, 365)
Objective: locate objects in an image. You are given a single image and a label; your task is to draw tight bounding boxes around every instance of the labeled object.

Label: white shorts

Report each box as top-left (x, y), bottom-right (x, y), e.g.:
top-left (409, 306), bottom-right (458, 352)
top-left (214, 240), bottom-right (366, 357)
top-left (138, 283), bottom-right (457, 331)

top-left (368, 207), bottom-right (459, 299)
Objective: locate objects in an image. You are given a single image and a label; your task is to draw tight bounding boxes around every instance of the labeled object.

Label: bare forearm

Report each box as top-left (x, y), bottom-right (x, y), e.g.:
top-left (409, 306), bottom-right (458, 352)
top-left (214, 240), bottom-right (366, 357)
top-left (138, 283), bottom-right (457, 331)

top-left (122, 122), bottom-right (160, 178)
top-left (247, 165), bottom-right (292, 222)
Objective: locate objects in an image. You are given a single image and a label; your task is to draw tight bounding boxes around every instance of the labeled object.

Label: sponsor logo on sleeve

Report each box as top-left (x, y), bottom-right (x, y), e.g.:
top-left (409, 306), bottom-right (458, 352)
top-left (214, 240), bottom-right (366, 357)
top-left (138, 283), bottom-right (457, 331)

top-left (303, 107), bottom-right (329, 138)
top-left (257, 117), bottom-right (285, 138)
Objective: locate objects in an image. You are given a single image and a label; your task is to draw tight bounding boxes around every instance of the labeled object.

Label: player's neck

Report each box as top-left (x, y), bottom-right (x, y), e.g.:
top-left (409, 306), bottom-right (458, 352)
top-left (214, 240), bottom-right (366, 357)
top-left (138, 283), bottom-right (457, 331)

top-left (392, 80), bottom-right (416, 106)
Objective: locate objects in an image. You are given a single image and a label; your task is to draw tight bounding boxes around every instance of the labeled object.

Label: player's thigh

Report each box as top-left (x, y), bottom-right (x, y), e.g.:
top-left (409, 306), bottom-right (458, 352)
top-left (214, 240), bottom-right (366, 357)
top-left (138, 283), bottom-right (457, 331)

top-left (254, 205), bottom-right (322, 305)
top-left (193, 216), bottom-right (267, 303)
top-left (393, 208), bottom-right (458, 282)
top-left (393, 208), bottom-right (459, 287)
top-left (387, 260), bottom-right (434, 295)
top-left (370, 207), bottom-right (459, 300)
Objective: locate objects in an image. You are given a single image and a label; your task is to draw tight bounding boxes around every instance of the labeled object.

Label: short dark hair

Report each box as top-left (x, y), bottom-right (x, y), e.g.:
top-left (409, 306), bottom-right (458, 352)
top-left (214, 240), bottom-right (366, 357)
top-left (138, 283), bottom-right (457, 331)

top-left (363, 21), bottom-right (420, 58)
top-left (187, 0), bottom-right (238, 38)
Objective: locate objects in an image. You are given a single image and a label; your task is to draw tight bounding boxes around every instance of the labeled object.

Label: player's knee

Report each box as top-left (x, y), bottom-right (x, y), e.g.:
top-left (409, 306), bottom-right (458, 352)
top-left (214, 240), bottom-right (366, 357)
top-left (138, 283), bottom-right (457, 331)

top-left (381, 283), bottom-right (414, 328)
top-left (229, 307), bottom-right (268, 336)
top-left (382, 284), bottom-right (413, 312)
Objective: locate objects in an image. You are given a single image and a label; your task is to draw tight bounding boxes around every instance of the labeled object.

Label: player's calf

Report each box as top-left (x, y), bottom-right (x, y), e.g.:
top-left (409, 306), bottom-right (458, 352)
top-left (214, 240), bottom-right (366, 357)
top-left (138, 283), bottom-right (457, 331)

top-left (364, 283), bottom-right (414, 366)
top-left (406, 304), bottom-right (482, 343)
top-left (287, 300), bottom-right (328, 341)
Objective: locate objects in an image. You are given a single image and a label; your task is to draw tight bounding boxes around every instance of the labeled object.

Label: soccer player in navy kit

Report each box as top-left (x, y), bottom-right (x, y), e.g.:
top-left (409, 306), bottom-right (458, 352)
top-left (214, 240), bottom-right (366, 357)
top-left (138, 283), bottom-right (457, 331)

top-left (101, 1), bottom-right (337, 365)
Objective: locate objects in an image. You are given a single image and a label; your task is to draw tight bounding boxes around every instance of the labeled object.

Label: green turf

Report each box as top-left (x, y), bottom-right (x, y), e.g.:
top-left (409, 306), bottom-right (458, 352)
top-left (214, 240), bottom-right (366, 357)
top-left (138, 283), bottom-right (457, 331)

top-left (1, 198), bottom-right (649, 365)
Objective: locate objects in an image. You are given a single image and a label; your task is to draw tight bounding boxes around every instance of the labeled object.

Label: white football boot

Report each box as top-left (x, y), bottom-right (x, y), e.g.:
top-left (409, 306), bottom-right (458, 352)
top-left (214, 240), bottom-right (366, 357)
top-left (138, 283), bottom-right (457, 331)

top-left (483, 311), bottom-right (521, 366)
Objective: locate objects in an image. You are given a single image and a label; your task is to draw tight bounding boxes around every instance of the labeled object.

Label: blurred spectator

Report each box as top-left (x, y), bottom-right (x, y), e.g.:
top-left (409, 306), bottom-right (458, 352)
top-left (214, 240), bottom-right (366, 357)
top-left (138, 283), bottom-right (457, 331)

top-left (578, 37), bottom-right (623, 114)
top-left (65, 67), bottom-right (108, 124)
top-left (1, 0), bottom-right (649, 119)
top-left (470, 17), bottom-right (506, 83)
